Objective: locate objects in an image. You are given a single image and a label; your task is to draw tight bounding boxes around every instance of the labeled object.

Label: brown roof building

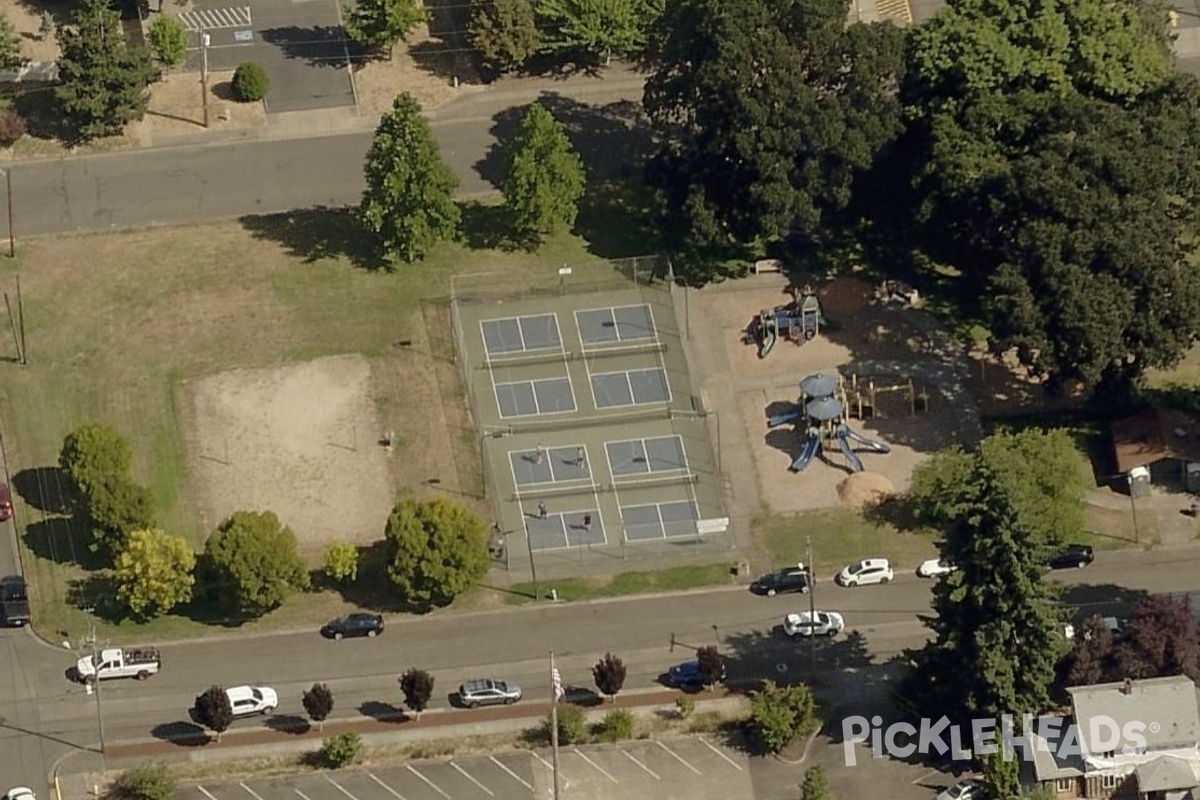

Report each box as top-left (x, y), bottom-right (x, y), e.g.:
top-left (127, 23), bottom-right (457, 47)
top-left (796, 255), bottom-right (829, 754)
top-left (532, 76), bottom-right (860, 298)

top-left (1111, 407), bottom-right (1200, 474)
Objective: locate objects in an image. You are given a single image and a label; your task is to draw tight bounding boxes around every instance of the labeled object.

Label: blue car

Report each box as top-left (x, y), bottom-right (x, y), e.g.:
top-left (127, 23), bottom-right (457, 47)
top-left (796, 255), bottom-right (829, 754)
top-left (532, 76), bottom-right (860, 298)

top-left (667, 660), bottom-right (726, 689)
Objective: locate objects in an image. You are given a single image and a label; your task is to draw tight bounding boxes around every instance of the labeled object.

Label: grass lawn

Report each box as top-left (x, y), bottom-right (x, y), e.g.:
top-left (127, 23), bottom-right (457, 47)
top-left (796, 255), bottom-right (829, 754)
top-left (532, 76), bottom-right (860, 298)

top-left (0, 210), bottom-right (628, 643)
top-left (504, 563), bottom-right (734, 604)
top-left (752, 508), bottom-right (938, 576)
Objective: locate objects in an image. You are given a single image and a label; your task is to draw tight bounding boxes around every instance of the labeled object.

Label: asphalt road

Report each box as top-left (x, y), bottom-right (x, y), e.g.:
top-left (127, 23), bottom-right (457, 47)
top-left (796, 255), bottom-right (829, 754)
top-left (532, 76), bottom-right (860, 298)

top-left (13, 546), bottom-right (1200, 770)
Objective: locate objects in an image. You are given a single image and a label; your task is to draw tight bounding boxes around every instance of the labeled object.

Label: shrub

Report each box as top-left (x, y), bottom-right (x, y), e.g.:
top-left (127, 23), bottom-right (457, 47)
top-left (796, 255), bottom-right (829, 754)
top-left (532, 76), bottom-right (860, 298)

top-left (110, 761), bottom-right (175, 800)
top-left (598, 708), bottom-right (635, 742)
top-left (231, 62), bottom-right (269, 101)
top-left (749, 681), bottom-right (818, 753)
top-left (545, 705), bottom-right (586, 745)
top-left (321, 730), bottom-right (362, 767)
top-left (0, 110), bottom-right (25, 147)
top-left (675, 696), bottom-right (695, 719)
top-left (147, 14), bottom-right (188, 67)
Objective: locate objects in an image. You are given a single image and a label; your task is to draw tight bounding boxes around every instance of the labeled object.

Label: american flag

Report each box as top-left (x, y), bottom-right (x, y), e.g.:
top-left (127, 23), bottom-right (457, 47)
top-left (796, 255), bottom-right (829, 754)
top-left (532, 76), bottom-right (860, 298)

top-left (552, 665), bottom-right (564, 701)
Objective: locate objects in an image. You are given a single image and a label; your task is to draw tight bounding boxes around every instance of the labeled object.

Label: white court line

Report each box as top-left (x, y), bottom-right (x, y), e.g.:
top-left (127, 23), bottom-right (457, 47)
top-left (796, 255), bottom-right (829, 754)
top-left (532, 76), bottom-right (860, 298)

top-left (369, 773), bottom-right (410, 800)
top-left (196, 788), bottom-right (220, 800)
top-left (325, 776), bottom-right (360, 800)
top-left (240, 784), bottom-right (269, 800)
top-left (656, 740), bottom-right (703, 775)
top-left (572, 748), bottom-right (619, 783)
top-left (699, 738), bottom-right (743, 770)
top-left (407, 765), bottom-right (451, 799)
top-left (489, 756), bottom-right (534, 791)
top-left (630, 366), bottom-right (672, 405)
top-left (622, 750), bottom-right (660, 779)
top-left (293, 790), bottom-right (315, 800)
top-left (611, 303), bottom-right (658, 343)
top-left (451, 763), bottom-right (494, 796)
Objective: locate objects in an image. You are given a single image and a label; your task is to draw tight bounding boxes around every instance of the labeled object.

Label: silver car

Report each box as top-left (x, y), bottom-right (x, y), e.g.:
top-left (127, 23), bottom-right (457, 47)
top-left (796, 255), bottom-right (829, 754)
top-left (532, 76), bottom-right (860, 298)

top-left (459, 679), bottom-right (522, 708)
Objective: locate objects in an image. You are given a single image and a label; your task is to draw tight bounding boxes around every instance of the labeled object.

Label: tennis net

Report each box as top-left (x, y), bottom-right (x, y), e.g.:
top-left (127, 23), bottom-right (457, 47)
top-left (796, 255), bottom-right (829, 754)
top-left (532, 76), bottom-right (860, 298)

top-left (511, 472), bottom-right (699, 502)
top-left (486, 406), bottom-right (672, 436)
top-left (481, 349), bottom-right (572, 370)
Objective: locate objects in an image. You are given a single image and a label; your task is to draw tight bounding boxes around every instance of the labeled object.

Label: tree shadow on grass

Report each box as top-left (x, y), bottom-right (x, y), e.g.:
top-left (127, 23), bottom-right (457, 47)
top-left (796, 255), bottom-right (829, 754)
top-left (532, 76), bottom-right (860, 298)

top-left (326, 541), bottom-right (430, 614)
top-left (11, 466), bottom-right (76, 515)
top-left (66, 573), bottom-right (127, 623)
top-left (151, 721), bottom-right (210, 747)
top-left (13, 86), bottom-right (75, 145)
top-left (24, 515), bottom-right (105, 569)
top-left (572, 181), bottom-right (665, 260)
top-left (459, 200), bottom-right (523, 251)
top-left (238, 207), bottom-right (380, 270)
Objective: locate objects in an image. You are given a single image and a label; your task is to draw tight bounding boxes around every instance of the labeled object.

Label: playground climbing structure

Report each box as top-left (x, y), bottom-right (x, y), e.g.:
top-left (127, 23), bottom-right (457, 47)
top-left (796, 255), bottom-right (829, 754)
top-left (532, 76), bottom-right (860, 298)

top-left (766, 373), bottom-right (891, 474)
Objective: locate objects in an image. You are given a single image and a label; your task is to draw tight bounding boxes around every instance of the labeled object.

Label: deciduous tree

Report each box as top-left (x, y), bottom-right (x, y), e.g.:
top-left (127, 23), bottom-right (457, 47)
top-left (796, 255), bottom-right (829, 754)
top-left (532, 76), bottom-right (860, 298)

top-left (322, 542), bottom-right (360, 585)
top-left (466, 0), bottom-right (540, 75)
top-left (1113, 596), bottom-right (1200, 682)
top-left (342, 0), bottom-right (427, 59)
top-left (1060, 615), bottom-right (1117, 689)
top-left (147, 14), bottom-right (188, 68)
top-left (0, 15), bottom-right (23, 71)
top-left (193, 686), bottom-right (233, 740)
top-left (695, 645), bottom-right (724, 687)
top-left (748, 681), bottom-right (817, 753)
top-left (800, 764), bottom-right (832, 800)
top-left (60, 423), bottom-right (134, 499)
top-left (383, 497), bottom-right (488, 608)
top-left (536, 0), bottom-right (652, 64)
top-left (592, 652), bottom-right (627, 701)
top-left (360, 93), bottom-right (461, 266)
top-left (115, 528), bottom-right (196, 619)
top-left (88, 475), bottom-right (157, 558)
top-left (55, 0), bottom-right (158, 141)
top-left (399, 667), bottom-right (435, 719)
top-left (302, 682), bottom-right (335, 731)
top-left (503, 103), bottom-right (586, 242)
top-left (202, 511), bottom-right (310, 618)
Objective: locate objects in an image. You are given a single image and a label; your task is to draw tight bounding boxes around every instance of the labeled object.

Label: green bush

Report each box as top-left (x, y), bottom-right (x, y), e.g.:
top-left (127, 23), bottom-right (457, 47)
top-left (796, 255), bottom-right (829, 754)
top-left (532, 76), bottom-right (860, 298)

top-left (321, 730), bottom-right (362, 767)
top-left (598, 709), bottom-right (635, 742)
top-left (749, 680), bottom-right (818, 753)
top-left (675, 696), bottom-right (695, 719)
top-left (545, 705), bottom-right (586, 745)
top-left (110, 762), bottom-right (175, 800)
top-left (147, 15), bottom-right (188, 67)
top-left (231, 62), bottom-right (269, 101)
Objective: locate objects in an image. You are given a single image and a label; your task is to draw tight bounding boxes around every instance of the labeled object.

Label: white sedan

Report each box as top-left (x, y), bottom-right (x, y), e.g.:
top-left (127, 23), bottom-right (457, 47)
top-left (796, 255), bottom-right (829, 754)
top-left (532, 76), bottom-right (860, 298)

top-left (917, 558), bottom-right (957, 578)
top-left (5, 789), bottom-right (35, 800)
top-left (836, 558), bottom-right (894, 587)
top-left (227, 685), bottom-right (278, 717)
top-left (936, 778), bottom-right (982, 800)
top-left (783, 610), bottom-right (845, 637)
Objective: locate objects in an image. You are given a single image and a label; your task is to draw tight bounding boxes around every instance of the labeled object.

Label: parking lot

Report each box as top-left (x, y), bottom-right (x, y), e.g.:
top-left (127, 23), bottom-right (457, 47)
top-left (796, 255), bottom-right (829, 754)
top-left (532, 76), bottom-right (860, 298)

top-left (180, 738), bottom-right (754, 800)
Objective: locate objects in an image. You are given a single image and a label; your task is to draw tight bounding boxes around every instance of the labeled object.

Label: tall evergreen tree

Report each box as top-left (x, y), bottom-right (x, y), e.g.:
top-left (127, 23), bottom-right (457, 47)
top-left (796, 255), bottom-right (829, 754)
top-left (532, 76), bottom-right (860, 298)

top-left (466, 0), bottom-right (540, 75)
top-left (503, 103), bottom-right (586, 243)
top-left (903, 464), bottom-right (1065, 726)
top-left (360, 93), bottom-right (461, 266)
top-left (55, 0), bottom-right (158, 141)
top-left (0, 14), bottom-right (23, 71)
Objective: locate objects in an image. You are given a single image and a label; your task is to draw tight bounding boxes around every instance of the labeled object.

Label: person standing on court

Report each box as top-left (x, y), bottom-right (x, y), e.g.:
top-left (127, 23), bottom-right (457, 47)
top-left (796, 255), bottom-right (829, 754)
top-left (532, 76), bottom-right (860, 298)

top-left (538, 501), bottom-right (548, 519)
top-left (576, 447), bottom-right (586, 468)
top-left (583, 513), bottom-right (592, 531)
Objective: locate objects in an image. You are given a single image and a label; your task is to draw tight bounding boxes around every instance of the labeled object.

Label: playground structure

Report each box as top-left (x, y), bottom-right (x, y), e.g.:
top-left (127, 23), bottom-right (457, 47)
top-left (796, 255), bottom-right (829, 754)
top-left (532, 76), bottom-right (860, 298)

top-left (841, 373), bottom-right (930, 419)
top-left (748, 287), bottom-right (825, 358)
top-left (766, 373), bottom-right (893, 474)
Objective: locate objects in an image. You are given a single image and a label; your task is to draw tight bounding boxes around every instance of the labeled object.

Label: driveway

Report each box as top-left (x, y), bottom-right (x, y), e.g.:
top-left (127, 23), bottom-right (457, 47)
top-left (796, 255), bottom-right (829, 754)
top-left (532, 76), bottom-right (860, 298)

top-left (179, 0), bottom-right (355, 112)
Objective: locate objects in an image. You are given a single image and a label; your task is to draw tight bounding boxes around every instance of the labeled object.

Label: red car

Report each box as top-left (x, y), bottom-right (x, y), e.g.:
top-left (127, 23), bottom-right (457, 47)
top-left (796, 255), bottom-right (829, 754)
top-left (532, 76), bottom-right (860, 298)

top-left (0, 484), bottom-right (11, 522)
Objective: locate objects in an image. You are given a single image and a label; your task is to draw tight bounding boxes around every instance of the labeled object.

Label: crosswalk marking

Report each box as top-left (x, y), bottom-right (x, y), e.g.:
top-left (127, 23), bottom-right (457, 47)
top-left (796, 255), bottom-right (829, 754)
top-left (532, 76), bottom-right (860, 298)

top-left (875, 0), bottom-right (913, 25)
top-left (179, 6), bottom-right (252, 32)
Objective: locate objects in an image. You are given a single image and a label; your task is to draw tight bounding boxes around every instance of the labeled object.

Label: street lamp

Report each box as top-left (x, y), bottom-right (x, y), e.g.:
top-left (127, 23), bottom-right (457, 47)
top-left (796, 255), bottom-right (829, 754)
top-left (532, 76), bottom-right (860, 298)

top-left (200, 31), bottom-right (211, 128)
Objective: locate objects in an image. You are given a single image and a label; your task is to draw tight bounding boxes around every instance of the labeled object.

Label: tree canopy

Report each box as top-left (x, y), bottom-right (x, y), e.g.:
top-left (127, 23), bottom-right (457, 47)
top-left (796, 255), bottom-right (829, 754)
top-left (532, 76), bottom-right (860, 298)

top-left (202, 511), bottom-right (310, 618)
top-left (383, 497), bottom-right (489, 608)
top-left (644, 0), bottom-right (905, 255)
top-left (303, 683), bottom-right (335, 730)
top-left (342, 0), bottom-right (427, 58)
top-left (592, 652), bottom-right (627, 700)
top-left (60, 423), bottom-right (133, 498)
top-left (193, 686), bottom-right (234, 739)
top-left (115, 528), bottom-right (196, 619)
top-left (400, 668), bottom-right (435, 718)
top-left (55, 0), bottom-right (158, 141)
top-left (503, 103), bottom-right (586, 242)
top-left (0, 15), bottom-right (22, 71)
top-left (1061, 598), bottom-right (1200, 688)
top-left (360, 93), bottom-right (461, 266)
top-left (536, 0), bottom-right (655, 64)
top-left (466, 0), bottom-right (540, 75)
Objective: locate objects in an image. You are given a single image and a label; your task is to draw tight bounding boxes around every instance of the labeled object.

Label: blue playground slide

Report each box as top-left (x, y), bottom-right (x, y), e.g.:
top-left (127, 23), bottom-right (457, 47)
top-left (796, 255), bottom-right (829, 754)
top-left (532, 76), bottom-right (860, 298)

top-left (790, 429), bottom-right (822, 472)
top-left (767, 405), bottom-right (803, 428)
top-left (841, 426), bottom-right (891, 453)
top-left (836, 428), bottom-right (865, 472)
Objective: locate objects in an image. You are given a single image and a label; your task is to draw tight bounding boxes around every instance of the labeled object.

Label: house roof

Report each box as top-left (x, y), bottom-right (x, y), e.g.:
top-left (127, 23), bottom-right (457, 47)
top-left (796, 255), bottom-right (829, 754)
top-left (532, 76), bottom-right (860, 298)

top-left (1112, 407), bottom-right (1200, 474)
top-left (1135, 756), bottom-right (1199, 792)
top-left (1028, 715), bottom-right (1086, 782)
top-left (1069, 676), bottom-right (1200, 753)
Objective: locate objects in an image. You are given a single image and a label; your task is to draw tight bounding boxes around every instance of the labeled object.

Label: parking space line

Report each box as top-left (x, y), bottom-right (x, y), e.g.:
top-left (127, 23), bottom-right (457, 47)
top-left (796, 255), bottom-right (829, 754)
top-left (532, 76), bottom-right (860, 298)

top-left (699, 739), bottom-right (743, 771)
top-left (369, 774), bottom-right (409, 800)
top-left (622, 750), bottom-right (660, 780)
top-left (451, 763), bottom-right (494, 797)
top-left (533, 752), bottom-right (555, 771)
top-left (656, 741), bottom-right (702, 775)
top-left (294, 790), bottom-right (315, 800)
top-left (407, 765), bottom-right (452, 799)
top-left (197, 788), bottom-right (220, 800)
top-left (489, 757), bottom-right (533, 791)
top-left (325, 776), bottom-right (360, 800)
top-left (241, 784), bottom-right (269, 800)
top-left (572, 748), bottom-right (619, 783)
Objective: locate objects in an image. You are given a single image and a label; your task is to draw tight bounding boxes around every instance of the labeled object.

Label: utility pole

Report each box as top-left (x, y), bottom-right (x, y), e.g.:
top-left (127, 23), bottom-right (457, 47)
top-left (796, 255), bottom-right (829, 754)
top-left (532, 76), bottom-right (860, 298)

top-left (526, 531), bottom-right (539, 601)
top-left (807, 535), bottom-right (816, 676)
top-left (200, 31), bottom-right (211, 128)
top-left (549, 651), bottom-right (562, 800)
top-left (0, 168), bottom-right (13, 258)
top-left (83, 612), bottom-right (107, 761)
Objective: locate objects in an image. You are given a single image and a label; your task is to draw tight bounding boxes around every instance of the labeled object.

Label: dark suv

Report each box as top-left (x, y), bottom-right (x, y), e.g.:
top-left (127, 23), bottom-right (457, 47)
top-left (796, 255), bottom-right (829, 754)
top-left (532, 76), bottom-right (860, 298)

top-left (0, 575), bottom-right (30, 627)
top-left (752, 565), bottom-right (811, 596)
top-left (1049, 544), bottom-right (1095, 570)
top-left (322, 613), bottom-right (384, 639)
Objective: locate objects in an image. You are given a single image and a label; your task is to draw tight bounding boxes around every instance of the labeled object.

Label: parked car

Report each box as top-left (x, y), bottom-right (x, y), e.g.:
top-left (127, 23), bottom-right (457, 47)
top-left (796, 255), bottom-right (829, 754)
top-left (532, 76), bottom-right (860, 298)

top-left (752, 564), bottom-right (811, 596)
top-left (226, 685), bottom-right (278, 717)
top-left (783, 610), bottom-right (845, 637)
top-left (666, 659), bottom-right (726, 689)
top-left (0, 575), bottom-right (29, 627)
top-left (936, 778), bottom-right (983, 800)
top-left (459, 679), bottom-right (522, 708)
top-left (322, 612), bottom-right (384, 640)
top-left (5, 789), bottom-right (35, 800)
top-left (917, 558), bottom-right (956, 578)
top-left (0, 484), bottom-right (11, 522)
top-left (836, 558), bottom-right (894, 587)
top-left (1048, 544), bottom-right (1094, 570)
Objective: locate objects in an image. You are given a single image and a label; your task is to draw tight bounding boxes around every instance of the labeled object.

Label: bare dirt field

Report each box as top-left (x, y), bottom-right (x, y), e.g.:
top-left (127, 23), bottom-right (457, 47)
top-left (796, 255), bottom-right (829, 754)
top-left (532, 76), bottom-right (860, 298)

top-left (181, 354), bottom-right (396, 553)
top-left (353, 23), bottom-right (485, 116)
top-left (693, 276), bottom-right (981, 513)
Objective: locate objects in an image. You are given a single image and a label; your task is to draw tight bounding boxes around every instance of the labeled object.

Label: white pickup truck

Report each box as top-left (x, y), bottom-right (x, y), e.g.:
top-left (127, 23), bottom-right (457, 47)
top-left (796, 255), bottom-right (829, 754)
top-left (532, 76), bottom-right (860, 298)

top-left (76, 647), bottom-right (161, 683)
